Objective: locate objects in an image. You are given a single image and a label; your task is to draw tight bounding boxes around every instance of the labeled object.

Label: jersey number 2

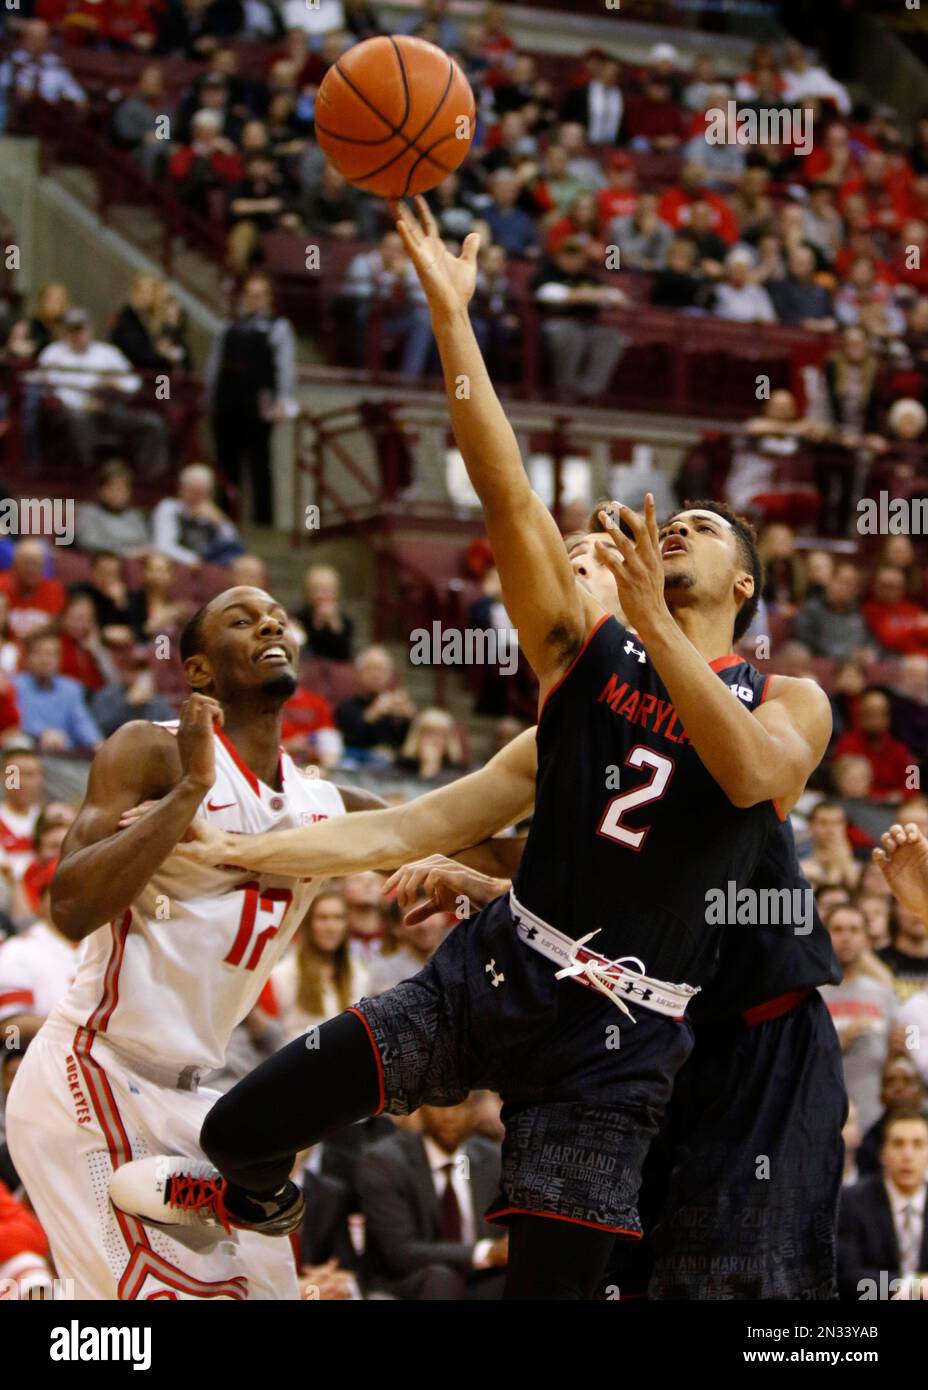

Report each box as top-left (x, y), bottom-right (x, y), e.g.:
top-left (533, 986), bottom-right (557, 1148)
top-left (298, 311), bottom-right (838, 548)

top-left (225, 882), bottom-right (293, 971)
top-left (597, 747), bottom-right (674, 851)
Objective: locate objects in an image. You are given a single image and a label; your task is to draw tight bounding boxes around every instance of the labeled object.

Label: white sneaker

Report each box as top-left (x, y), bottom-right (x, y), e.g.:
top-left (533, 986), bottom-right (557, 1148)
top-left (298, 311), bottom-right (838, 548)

top-left (109, 1156), bottom-right (304, 1236)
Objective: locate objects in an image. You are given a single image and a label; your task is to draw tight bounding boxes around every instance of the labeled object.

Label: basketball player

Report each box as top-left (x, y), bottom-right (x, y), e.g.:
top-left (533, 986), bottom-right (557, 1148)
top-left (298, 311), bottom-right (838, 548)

top-left (3, 585), bottom-right (394, 1301)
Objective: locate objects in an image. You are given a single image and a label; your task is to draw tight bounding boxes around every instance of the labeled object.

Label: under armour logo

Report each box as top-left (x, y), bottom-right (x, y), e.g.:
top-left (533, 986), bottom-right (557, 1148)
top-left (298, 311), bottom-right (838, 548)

top-left (624, 641), bottom-right (646, 664)
top-left (620, 981), bottom-right (653, 1002)
top-left (523, 924), bottom-right (538, 941)
top-left (485, 959), bottom-right (505, 988)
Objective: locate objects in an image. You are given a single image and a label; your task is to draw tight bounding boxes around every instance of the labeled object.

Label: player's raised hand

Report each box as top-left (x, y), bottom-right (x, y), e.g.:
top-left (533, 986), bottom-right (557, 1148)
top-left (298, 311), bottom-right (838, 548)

top-left (391, 195), bottom-right (479, 315)
top-left (873, 823), bottom-right (928, 921)
top-left (177, 693), bottom-right (222, 793)
top-left (595, 495), bottom-right (668, 635)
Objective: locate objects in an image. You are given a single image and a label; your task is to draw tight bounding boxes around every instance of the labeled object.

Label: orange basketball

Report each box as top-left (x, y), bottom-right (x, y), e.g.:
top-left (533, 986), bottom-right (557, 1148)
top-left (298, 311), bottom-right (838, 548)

top-left (315, 35), bottom-right (476, 199)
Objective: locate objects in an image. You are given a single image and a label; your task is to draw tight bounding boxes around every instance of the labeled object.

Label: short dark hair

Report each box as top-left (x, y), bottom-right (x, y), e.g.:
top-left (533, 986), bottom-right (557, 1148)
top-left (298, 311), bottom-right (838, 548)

top-left (883, 1109), bottom-right (928, 1141)
top-left (670, 499), bottom-right (762, 643)
top-left (90, 549), bottom-right (120, 568)
top-left (23, 625), bottom-right (59, 654)
top-left (810, 798), bottom-right (846, 821)
top-left (179, 602), bottom-right (210, 664)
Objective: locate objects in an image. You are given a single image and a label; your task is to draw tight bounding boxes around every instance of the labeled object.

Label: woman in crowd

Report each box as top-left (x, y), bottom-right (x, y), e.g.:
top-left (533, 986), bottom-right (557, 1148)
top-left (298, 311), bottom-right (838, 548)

top-left (270, 889), bottom-right (367, 1042)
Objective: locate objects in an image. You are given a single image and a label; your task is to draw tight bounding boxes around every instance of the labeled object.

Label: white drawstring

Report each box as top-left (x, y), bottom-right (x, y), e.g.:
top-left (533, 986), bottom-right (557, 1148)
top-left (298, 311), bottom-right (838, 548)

top-left (553, 929), bottom-right (647, 1023)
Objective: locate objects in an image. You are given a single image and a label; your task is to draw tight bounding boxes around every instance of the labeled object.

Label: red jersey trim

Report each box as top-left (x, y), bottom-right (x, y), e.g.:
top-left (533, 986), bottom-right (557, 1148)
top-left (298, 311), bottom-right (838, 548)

top-left (742, 987), bottom-right (813, 1028)
top-left (0, 988), bottom-right (34, 1010)
top-left (539, 611), bottom-right (613, 718)
top-left (215, 726), bottom-right (283, 800)
top-left (346, 1007), bottom-right (385, 1116)
top-left (709, 653), bottom-right (740, 671)
top-left (486, 1205), bottom-right (642, 1238)
top-left (86, 911), bottom-right (131, 1033)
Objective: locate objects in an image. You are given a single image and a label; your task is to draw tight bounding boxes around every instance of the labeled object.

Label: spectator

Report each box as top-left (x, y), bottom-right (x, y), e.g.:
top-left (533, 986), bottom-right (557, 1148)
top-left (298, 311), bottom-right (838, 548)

top-left (270, 889), bottom-right (366, 1040)
top-left (658, 164), bottom-right (738, 244)
top-left (470, 242), bottom-right (518, 377)
top-left (342, 870), bottom-right (386, 967)
top-left (57, 593), bottom-right (112, 693)
top-left (335, 645), bottom-right (416, 756)
top-left (227, 151), bottom-right (301, 272)
top-left (0, 20), bottom-right (87, 127)
top-left (294, 563), bottom-right (354, 662)
top-left (357, 1098), bottom-right (506, 1300)
top-left (835, 256), bottom-right (905, 336)
top-left (20, 810), bottom-right (71, 916)
top-left (13, 629), bottom-right (102, 752)
top-left (724, 390), bottom-right (822, 520)
top-left (889, 656), bottom-right (928, 767)
top-left (879, 905), bottom-right (928, 1005)
top-left (711, 248), bottom-right (777, 324)
top-left (340, 232), bottom-right (433, 379)
top-left (90, 638), bottom-right (173, 737)
top-left (367, 896), bottom-right (451, 995)
top-left (838, 1109), bottom-right (928, 1300)
top-left (545, 191), bottom-right (604, 264)
top-left (530, 143), bottom-right (584, 220)
top-left (279, 685), bottom-right (341, 768)
top-left (624, 73), bottom-right (687, 153)
top-left (167, 108), bottom-right (243, 217)
top-left (397, 709), bottom-right (466, 780)
top-left (833, 688), bottom-right (917, 802)
top-left (863, 566), bottom-right (928, 658)
top-left (111, 64), bottom-right (170, 178)
top-left (125, 550), bottom-right (190, 642)
top-left (817, 325), bottom-right (884, 447)
top-left (831, 753), bottom-right (897, 848)
top-left (0, 539), bottom-right (65, 639)
top-left (820, 903), bottom-right (898, 1131)
top-left (26, 282), bottom-right (70, 356)
top-left (560, 50), bottom-right (624, 147)
top-left (758, 522), bottom-right (806, 614)
top-left (803, 183), bottom-right (844, 263)
top-left (38, 307), bottom-right (169, 477)
top-left (110, 274), bottom-right (190, 374)
top-left (151, 463), bottom-right (244, 567)
top-left (75, 461), bottom-right (150, 558)
top-left (532, 237), bottom-right (627, 401)
top-left (856, 1058), bottom-right (927, 1180)
top-left (481, 169), bottom-right (539, 260)
top-left (596, 151), bottom-right (638, 225)
top-left (650, 237), bottom-right (705, 310)
top-left (228, 553), bottom-right (268, 589)
top-left (0, 747), bottom-right (43, 882)
top-left (608, 192), bottom-right (673, 272)
top-left (799, 800), bottom-right (862, 892)
top-left (683, 53), bottom-right (725, 112)
top-left (780, 41), bottom-right (851, 116)
top-left (301, 163), bottom-right (373, 240)
top-left (207, 273), bottom-right (296, 525)
top-left (70, 550), bottom-right (135, 639)
top-left (793, 562), bottom-right (872, 662)
top-left (768, 244), bottom-right (836, 331)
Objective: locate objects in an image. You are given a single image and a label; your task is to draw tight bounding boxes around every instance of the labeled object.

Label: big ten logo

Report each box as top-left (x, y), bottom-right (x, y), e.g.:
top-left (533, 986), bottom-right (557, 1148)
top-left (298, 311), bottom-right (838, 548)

top-left (154, 894), bottom-right (171, 921)
top-left (305, 504), bottom-right (320, 532)
top-left (605, 1024), bottom-right (621, 1051)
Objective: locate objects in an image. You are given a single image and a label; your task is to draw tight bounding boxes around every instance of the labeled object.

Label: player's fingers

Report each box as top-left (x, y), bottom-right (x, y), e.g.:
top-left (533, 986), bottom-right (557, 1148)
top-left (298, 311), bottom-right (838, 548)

top-left (461, 230), bottom-right (481, 263)
top-left (644, 493), bottom-right (660, 551)
top-left (613, 500), bottom-right (647, 545)
top-left (414, 193), bottom-right (439, 238)
top-left (879, 829), bottom-right (901, 856)
top-left (404, 894), bottom-right (442, 925)
top-left (904, 822), bottom-right (921, 842)
top-left (597, 508), bottom-right (635, 560)
top-left (117, 799), bottom-right (158, 828)
top-left (890, 823), bottom-right (908, 845)
top-left (872, 847), bottom-right (887, 866)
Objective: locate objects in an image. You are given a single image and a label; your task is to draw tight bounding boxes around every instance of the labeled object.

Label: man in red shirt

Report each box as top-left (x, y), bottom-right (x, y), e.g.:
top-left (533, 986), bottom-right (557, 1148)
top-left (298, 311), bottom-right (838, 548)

top-left (598, 151), bottom-right (639, 223)
top-left (833, 687), bottom-right (918, 800)
top-left (658, 162), bottom-right (739, 243)
top-left (0, 540), bottom-right (65, 640)
top-left (280, 686), bottom-right (339, 767)
top-left (863, 565), bottom-right (928, 656)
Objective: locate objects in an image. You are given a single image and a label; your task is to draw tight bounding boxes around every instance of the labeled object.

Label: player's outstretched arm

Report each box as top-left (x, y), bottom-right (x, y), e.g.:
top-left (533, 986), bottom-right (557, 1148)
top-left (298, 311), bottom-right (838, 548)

top-left (874, 823), bottom-right (928, 922)
top-left (175, 727), bottom-right (538, 878)
top-left (393, 196), bottom-right (594, 691)
top-left (597, 500), bottom-right (832, 811)
top-left (51, 696), bottom-right (219, 941)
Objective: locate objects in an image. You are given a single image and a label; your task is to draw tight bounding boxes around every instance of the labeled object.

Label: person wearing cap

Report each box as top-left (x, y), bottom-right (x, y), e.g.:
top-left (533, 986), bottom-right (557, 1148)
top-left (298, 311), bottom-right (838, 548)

top-left (36, 309), bottom-right (169, 477)
top-left (647, 41), bottom-right (684, 104)
top-left (561, 50), bottom-right (624, 147)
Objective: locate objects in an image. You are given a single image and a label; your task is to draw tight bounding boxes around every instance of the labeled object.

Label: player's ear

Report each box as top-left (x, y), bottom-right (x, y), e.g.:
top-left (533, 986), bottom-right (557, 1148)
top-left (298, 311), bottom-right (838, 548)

top-left (734, 569), bottom-right (754, 606)
top-left (183, 653), bottom-right (213, 692)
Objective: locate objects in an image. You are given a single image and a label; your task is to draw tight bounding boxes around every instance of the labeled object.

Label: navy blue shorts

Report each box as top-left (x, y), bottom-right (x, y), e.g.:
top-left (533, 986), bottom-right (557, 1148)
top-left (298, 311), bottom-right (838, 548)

top-left (351, 894), bottom-right (694, 1235)
top-left (610, 990), bottom-right (846, 1299)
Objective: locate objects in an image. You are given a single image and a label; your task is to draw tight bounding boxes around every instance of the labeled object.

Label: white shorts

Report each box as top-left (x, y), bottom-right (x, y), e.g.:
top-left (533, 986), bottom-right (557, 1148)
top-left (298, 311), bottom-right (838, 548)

top-left (5, 1019), bottom-right (298, 1301)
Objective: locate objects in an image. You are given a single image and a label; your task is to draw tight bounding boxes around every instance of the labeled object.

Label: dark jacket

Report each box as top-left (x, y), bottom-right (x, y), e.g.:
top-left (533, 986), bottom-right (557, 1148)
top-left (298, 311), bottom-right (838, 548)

top-left (837, 1174), bottom-right (928, 1300)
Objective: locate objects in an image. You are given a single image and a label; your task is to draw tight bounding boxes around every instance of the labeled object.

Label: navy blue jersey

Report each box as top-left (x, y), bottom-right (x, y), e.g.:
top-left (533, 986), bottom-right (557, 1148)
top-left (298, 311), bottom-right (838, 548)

top-left (513, 614), bottom-right (779, 987)
top-left (692, 816), bottom-right (841, 1025)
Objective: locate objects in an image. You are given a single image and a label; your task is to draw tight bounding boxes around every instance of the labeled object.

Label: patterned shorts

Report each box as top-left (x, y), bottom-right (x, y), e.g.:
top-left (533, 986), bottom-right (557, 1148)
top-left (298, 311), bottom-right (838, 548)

top-left (351, 894), bottom-right (694, 1235)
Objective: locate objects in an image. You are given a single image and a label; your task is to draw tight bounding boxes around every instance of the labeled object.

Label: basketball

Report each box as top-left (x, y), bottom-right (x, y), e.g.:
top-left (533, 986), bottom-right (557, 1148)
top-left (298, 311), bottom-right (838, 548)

top-left (315, 35), bottom-right (476, 199)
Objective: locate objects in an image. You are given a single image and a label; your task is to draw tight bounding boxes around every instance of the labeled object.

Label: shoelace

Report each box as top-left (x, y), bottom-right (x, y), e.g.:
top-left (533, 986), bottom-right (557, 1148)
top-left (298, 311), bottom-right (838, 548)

top-left (167, 1172), bottom-right (232, 1234)
top-left (554, 929), bottom-right (647, 1023)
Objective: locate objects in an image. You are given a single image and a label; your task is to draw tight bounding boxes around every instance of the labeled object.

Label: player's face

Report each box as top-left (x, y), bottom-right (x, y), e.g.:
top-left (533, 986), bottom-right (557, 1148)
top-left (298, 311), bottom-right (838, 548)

top-left (658, 510), bottom-right (748, 621)
top-left (201, 588), bottom-right (299, 700)
top-left (568, 533), bottom-right (623, 611)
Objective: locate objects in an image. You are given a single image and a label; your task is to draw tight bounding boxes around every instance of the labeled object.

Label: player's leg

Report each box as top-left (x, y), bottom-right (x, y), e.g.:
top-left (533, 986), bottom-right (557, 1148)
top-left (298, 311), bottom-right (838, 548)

top-left (503, 1215), bottom-right (617, 1300)
top-left (202, 1009), bottom-right (381, 1207)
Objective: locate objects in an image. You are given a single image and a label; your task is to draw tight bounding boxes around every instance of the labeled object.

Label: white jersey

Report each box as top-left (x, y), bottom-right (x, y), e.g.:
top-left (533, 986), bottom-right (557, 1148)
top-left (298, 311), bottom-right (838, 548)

top-left (51, 724), bottom-right (346, 1075)
top-left (0, 803), bottom-right (40, 880)
top-left (0, 919), bottom-right (81, 1023)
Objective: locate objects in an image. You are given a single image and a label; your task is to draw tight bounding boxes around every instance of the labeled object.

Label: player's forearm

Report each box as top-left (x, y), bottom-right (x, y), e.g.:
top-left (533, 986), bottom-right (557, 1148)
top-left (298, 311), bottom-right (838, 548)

top-left (635, 613), bottom-right (797, 806)
top-left (52, 778), bottom-right (207, 940)
top-left (430, 305), bottom-right (531, 510)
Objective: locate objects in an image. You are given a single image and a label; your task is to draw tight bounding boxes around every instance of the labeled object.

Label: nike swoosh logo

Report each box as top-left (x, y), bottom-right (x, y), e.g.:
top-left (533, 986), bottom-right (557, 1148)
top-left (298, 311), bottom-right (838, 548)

top-left (207, 801), bottom-right (235, 812)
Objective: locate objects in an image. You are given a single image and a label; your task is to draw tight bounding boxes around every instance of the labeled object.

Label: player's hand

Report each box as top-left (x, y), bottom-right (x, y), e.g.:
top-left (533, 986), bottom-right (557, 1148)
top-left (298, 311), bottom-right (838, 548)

top-left (177, 694), bottom-right (222, 793)
top-left (391, 195), bottom-right (479, 315)
top-left (172, 817), bottom-right (242, 870)
top-left (594, 495), bottom-right (669, 636)
top-left (383, 854), bottom-right (509, 923)
top-left (873, 823), bottom-right (928, 921)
